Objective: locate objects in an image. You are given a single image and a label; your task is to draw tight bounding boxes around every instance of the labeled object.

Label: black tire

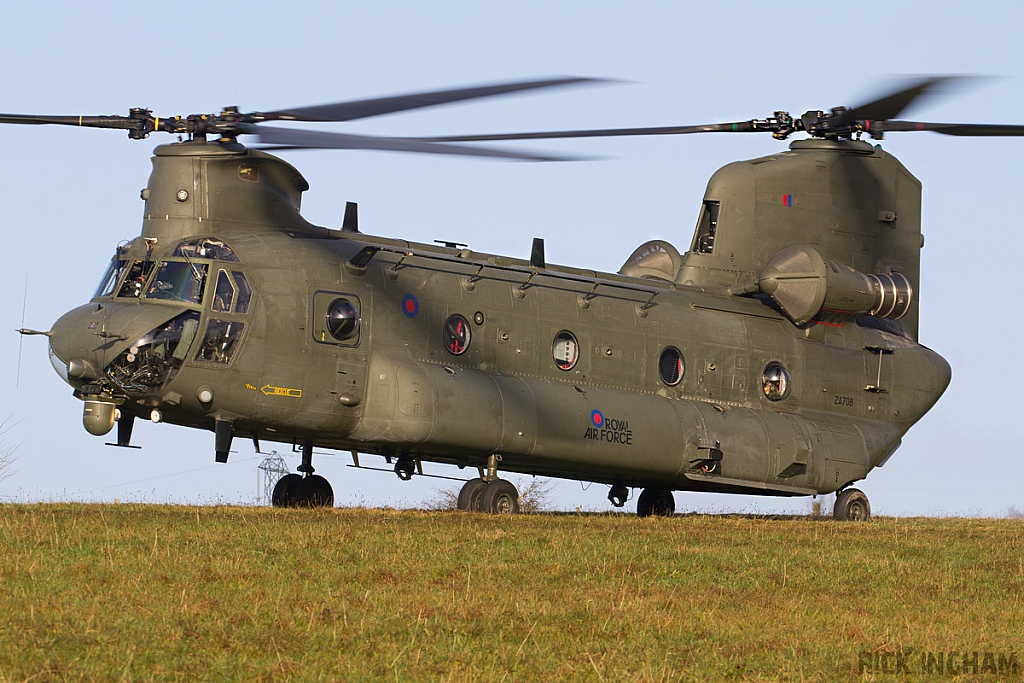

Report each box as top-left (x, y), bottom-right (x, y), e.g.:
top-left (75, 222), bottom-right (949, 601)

top-left (637, 488), bottom-right (675, 517)
top-left (272, 473), bottom-right (302, 508)
top-left (480, 479), bottom-right (520, 514)
top-left (294, 475), bottom-right (335, 508)
top-left (457, 478), bottom-right (489, 511)
top-left (834, 488), bottom-right (870, 521)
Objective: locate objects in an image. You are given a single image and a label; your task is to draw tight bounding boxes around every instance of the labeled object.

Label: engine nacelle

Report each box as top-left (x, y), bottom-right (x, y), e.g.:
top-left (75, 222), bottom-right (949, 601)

top-left (758, 245), bottom-right (912, 326)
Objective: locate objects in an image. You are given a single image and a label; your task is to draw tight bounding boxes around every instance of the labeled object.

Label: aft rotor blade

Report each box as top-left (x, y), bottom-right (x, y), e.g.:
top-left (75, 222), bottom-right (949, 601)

top-left (876, 120), bottom-right (1024, 136)
top-left (254, 126), bottom-right (575, 161)
top-left (834, 76), bottom-right (964, 125)
top-left (415, 121), bottom-right (760, 143)
top-left (261, 77), bottom-right (603, 123)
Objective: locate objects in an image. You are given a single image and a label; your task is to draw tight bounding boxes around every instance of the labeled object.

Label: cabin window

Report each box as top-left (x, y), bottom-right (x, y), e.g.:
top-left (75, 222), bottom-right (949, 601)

top-left (443, 314), bottom-right (471, 355)
top-left (658, 347), bottom-right (685, 386)
top-left (195, 320), bottom-right (245, 364)
top-left (693, 200), bottom-right (720, 254)
top-left (552, 331), bottom-right (580, 371)
top-left (761, 362), bottom-right (791, 401)
top-left (145, 261), bottom-right (208, 305)
top-left (326, 298), bottom-right (360, 342)
top-left (212, 270), bottom-right (235, 313)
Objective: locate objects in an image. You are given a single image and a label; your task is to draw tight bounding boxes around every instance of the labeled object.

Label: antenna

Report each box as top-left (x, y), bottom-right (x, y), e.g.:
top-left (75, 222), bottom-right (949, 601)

top-left (16, 276), bottom-right (27, 390)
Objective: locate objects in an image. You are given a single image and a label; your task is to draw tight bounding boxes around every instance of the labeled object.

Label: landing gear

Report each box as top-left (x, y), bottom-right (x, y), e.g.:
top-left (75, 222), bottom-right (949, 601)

top-left (636, 488), bottom-right (675, 517)
top-left (272, 473), bottom-right (302, 507)
top-left (834, 488), bottom-right (871, 521)
top-left (457, 478), bottom-right (488, 511)
top-left (457, 477), bottom-right (520, 513)
top-left (271, 441), bottom-right (335, 508)
top-left (480, 479), bottom-right (519, 514)
top-left (295, 475), bottom-right (334, 507)
top-left (456, 455), bottom-right (520, 514)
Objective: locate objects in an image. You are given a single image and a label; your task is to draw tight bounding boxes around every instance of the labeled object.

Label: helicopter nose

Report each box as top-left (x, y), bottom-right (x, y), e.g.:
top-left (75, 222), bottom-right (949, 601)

top-left (47, 301), bottom-right (193, 387)
top-left (48, 304), bottom-right (109, 383)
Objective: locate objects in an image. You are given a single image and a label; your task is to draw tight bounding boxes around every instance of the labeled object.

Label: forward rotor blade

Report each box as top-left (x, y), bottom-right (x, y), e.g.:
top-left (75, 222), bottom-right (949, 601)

top-left (415, 121), bottom-right (759, 143)
top-left (0, 113), bottom-right (139, 131)
top-left (261, 77), bottom-right (603, 123)
top-left (877, 120), bottom-right (1024, 136)
top-left (254, 126), bottom-right (575, 161)
top-left (834, 76), bottom-right (964, 125)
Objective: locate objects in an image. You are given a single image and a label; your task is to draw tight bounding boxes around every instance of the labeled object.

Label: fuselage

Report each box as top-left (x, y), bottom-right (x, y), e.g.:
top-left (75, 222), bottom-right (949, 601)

top-left (45, 139), bottom-right (951, 500)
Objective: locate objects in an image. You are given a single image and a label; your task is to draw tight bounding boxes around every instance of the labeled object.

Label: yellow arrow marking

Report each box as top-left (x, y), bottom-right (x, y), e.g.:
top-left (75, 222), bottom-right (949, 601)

top-left (260, 384), bottom-right (302, 398)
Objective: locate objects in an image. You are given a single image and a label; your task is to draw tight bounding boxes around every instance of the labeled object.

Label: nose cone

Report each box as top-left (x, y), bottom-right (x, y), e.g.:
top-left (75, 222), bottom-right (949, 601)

top-left (48, 343), bottom-right (69, 382)
top-left (48, 301), bottom-right (193, 386)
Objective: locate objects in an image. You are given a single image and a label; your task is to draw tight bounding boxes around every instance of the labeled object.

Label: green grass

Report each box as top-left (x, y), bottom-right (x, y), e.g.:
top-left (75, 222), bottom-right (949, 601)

top-left (1, 505), bottom-right (1022, 682)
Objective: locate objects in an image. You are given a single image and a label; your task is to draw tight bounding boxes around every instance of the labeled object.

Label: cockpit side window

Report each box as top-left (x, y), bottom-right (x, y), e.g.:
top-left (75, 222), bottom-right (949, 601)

top-left (145, 261), bottom-right (208, 305)
top-left (232, 271), bottom-right (252, 314)
top-left (692, 201), bottom-right (720, 254)
top-left (212, 270), bottom-right (235, 313)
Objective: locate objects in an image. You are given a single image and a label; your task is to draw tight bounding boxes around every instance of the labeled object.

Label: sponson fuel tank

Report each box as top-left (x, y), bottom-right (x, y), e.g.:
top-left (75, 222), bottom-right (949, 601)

top-left (344, 350), bottom-right (917, 496)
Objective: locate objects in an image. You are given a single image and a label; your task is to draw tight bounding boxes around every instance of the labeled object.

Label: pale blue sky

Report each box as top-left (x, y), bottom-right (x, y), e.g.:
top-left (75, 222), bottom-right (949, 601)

top-left (1, 1), bottom-right (1022, 515)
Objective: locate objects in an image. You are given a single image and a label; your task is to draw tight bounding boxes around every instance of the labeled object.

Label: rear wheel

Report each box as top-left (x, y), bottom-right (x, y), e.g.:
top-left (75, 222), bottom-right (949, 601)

top-left (272, 473), bottom-right (302, 508)
top-left (480, 479), bottom-right (520, 514)
top-left (457, 478), bottom-right (489, 511)
top-left (637, 488), bottom-right (675, 517)
top-left (834, 488), bottom-right (870, 521)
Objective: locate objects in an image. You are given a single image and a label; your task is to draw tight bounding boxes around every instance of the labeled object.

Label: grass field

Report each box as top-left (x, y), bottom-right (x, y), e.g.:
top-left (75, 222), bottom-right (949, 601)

top-left (1, 505), bottom-right (1022, 682)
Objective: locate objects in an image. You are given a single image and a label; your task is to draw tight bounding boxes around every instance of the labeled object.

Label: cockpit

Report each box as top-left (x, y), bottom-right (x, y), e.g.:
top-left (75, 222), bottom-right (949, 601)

top-left (86, 237), bottom-right (253, 394)
top-left (93, 237), bottom-right (241, 308)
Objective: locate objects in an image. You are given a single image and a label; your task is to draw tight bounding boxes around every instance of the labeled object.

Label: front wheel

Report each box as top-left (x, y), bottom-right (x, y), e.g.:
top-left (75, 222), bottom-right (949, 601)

top-left (834, 488), bottom-right (870, 521)
top-left (295, 475), bottom-right (334, 508)
top-left (272, 474), bottom-right (302, 508)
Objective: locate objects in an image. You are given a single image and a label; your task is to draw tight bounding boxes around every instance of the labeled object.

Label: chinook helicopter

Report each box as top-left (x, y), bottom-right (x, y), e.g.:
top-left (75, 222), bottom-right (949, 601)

top-left (10, 76), bottom-right (1022, 519)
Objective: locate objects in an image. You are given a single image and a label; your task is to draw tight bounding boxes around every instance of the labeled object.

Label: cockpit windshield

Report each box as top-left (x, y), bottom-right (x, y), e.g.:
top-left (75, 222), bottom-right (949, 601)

top-left (93, 257), bottom-right (127, 298)
top-left (116, 261), bottom-right (157, 298)
top-left (145, 261), bottom-right (208, 305)
top-left (93, 243), bottom-right (136, 298)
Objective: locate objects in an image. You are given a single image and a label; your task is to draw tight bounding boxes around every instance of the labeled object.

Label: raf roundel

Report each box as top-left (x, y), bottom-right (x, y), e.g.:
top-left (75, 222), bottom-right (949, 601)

top-left (401, 294), bottom-right (419, 319)
top-left (591, 410), bottom-right (604, 428)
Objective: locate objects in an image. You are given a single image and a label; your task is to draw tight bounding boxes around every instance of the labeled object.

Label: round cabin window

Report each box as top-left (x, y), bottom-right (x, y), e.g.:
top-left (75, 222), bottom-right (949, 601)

top-left (326, 298), bottom-right (359, 341)
top-left (658, 347), bottom-right (685, 386)
top-left (443, 314), bottom-right (471, 355)
top-left (761, 362), bottom-right (791, 401)
top-left (552, 331), bottom-right (579, 371)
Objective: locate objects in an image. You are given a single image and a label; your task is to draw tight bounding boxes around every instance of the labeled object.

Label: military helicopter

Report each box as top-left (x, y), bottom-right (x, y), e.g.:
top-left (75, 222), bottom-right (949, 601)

top-left (9, 76), bottom-right (1022, 519)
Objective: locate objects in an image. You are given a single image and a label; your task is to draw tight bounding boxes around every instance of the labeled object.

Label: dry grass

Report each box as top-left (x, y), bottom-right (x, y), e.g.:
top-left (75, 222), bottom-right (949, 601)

top-left (1, 505), bottom-right (1022, 682)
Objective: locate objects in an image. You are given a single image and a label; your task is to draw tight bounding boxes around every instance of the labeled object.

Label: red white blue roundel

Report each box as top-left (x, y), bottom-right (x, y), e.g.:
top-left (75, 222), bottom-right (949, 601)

top-left (591, 410), bottom-right (604, 428)
top-left (401, 294), bottom-right (419, 318)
